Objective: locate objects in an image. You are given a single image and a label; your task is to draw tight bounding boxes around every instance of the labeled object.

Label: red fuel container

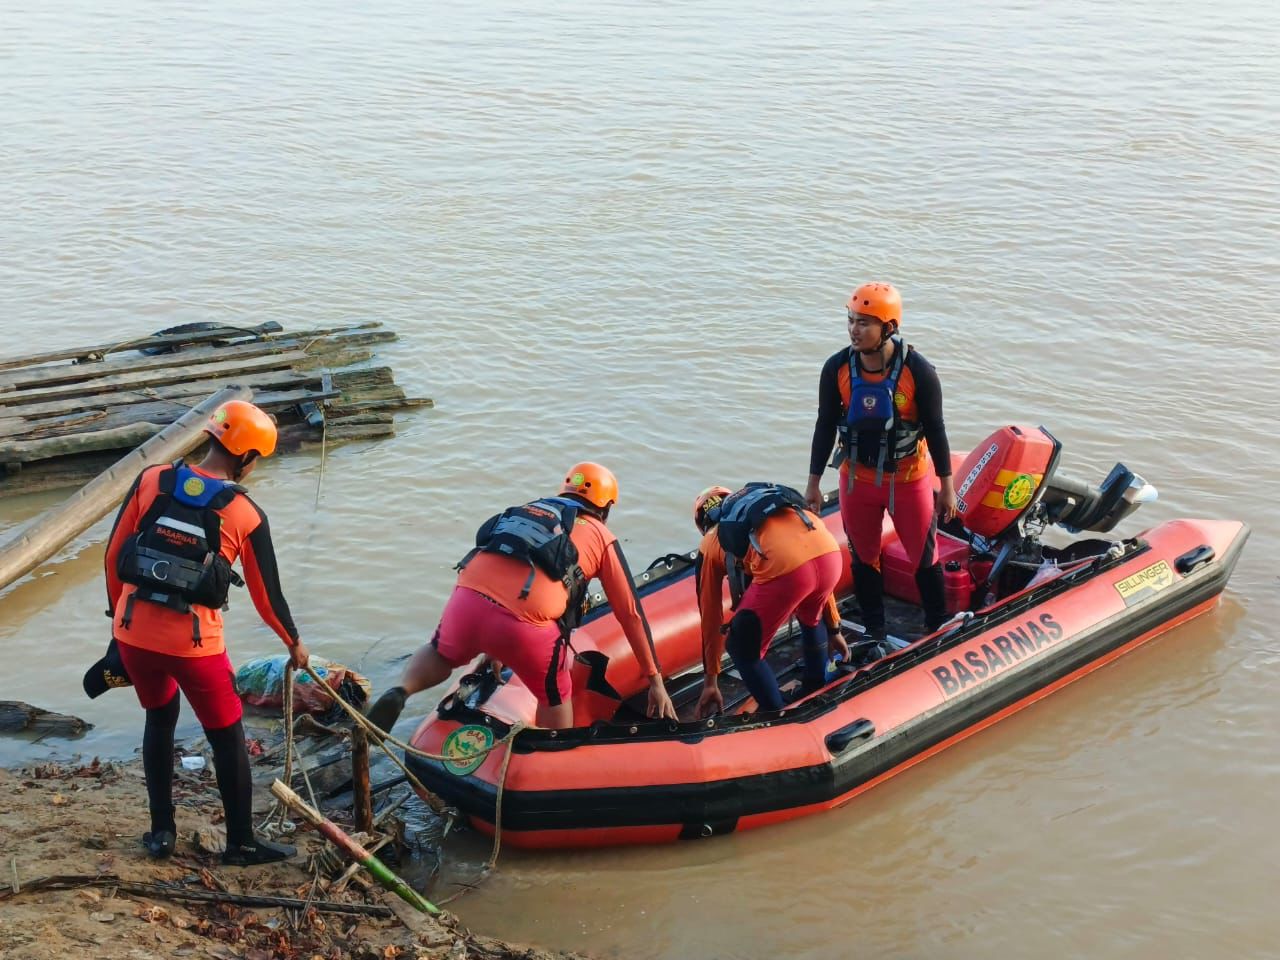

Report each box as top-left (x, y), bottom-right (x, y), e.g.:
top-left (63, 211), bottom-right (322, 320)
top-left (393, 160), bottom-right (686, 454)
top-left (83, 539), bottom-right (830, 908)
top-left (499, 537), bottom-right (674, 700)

top-left (881, 533), bottom-right (973, 614)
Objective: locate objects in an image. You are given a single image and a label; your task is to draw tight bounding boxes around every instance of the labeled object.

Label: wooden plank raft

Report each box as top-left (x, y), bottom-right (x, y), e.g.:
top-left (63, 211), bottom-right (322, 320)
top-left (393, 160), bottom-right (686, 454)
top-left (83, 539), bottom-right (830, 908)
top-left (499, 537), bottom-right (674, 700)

top-left (0, 321), bottom-right (431, 498)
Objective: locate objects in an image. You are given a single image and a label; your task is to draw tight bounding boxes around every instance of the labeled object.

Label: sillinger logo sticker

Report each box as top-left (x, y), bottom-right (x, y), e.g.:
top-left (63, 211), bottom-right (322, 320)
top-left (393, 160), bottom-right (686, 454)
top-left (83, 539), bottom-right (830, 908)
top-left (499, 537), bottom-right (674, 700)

top-left (1114, 560), bottom-right (1175, 607)
top-left (441, 724), bottom-right (494, 776)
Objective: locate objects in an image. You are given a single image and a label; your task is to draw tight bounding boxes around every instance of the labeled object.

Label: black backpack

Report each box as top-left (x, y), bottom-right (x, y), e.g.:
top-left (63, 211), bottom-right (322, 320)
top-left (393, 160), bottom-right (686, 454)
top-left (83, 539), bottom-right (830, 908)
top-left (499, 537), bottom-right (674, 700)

top-left (117, 463), bottom-right (246, 614)
top-left (458, 497), bottom-right (587, 603)
top-left (712, 483), bottom-right (814, 561)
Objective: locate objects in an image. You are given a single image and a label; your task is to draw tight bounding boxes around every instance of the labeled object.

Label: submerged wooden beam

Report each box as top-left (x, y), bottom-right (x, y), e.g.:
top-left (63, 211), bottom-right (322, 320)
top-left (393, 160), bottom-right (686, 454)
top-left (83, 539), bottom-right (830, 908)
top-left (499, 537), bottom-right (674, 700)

top-left (0, 701), bottom-right (92, 736)
top-left (0, 386), bottom-right (248, 593)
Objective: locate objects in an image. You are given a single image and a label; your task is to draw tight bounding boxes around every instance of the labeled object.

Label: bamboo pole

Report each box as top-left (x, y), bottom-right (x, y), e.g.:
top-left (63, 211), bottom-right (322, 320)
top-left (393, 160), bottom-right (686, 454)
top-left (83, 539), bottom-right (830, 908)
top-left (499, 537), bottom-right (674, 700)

top-left (269, 780), bottom-right (441, 916)
top-left (0, 386), bottom-right (248, 593)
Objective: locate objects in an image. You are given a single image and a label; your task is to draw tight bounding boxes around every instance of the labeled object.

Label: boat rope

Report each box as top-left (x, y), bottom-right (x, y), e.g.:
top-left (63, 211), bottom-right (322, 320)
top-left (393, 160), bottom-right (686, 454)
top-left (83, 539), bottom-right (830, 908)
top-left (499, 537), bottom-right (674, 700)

top-left (313, 409), bottom-right (328, 510)
top-left (259, 663), bottom-right (526, 885)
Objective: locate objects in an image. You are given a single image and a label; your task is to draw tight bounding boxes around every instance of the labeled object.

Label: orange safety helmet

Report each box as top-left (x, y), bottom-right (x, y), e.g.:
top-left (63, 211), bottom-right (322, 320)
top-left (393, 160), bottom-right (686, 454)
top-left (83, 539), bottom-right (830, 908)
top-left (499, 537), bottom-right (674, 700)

top-left (693, 485), bottom-right (733, 533)
top-left (204, 400), bottom-right (278, 458)
top-left (561, 462), bottom-right (619, 509)
top-left (847, 282), bottom-right (902, 328)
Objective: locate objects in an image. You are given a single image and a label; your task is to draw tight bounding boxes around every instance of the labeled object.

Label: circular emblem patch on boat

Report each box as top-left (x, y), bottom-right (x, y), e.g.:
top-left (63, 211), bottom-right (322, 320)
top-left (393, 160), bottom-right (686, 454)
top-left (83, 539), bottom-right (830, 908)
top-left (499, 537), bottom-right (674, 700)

top-left (1003, 473), bottom-right (1036, 510)
top-left (441, 724), bottom-right (495, 776)
top-left (182, 476), bottom-right (206, 497)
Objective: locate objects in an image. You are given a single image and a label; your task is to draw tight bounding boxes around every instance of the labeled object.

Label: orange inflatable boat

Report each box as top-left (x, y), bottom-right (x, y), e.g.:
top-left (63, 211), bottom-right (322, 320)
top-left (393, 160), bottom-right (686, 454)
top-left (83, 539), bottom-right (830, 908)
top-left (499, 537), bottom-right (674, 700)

top-left (405, 425), bottom-right (1248, 849)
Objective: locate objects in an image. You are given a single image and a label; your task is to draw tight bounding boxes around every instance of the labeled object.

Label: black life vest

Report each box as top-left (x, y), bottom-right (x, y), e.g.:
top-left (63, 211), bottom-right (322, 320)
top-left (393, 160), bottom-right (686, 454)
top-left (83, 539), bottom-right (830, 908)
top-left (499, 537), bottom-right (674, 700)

top-left (457, 497), bottom-right (590, 636)
top-left (834, 337), bottom-right (922, 480)
top-left (117, 463), bottom-right (246, 615)
top-left (707, 483), bottom-right (814, 605)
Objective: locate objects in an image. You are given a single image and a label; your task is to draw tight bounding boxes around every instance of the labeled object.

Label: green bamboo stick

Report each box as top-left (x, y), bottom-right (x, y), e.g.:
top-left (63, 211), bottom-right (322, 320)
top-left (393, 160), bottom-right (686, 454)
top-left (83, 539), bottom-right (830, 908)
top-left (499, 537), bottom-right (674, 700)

top-left (269, 779), bottom-right (440, 916)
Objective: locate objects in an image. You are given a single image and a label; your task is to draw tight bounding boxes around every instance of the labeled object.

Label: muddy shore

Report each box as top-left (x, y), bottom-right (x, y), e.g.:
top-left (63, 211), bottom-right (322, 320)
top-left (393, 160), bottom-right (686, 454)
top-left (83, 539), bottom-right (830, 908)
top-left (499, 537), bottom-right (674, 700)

top-left (0, 756), bottom-right (589, 960)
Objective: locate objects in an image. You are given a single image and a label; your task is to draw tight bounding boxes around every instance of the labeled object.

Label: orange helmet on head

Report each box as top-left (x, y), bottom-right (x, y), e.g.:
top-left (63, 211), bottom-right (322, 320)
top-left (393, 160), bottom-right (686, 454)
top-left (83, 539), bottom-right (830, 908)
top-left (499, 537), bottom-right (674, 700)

top-left (204, 400), bottom-right (278, 458)
top-left (561, 462), bottom-right (618, 509)
top-left (847, 282), bottom-right (902, 329)
top-left (693, 485), bottom-right (733, 533)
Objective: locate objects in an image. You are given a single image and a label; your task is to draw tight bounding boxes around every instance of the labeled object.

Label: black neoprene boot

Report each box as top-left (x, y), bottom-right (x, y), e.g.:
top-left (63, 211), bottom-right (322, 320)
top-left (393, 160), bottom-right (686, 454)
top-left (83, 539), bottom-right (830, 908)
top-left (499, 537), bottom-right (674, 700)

top-left (141, 693), bottom-right (180, 859)
top-left (222, 836), bottom-right (297, 867)
top-left (366, 686), bottom-right (407, 737)
top-left (853, 561), bottom-right (887, 641)
top-left (916, 562), bottom-right (948, 633)
top-left (206, 720), bottom-right (296, 867)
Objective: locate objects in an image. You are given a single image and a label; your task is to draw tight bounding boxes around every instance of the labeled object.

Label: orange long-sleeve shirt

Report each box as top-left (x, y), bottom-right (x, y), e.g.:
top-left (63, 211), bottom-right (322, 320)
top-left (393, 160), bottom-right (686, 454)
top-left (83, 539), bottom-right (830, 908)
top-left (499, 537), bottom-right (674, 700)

top-left (104, 464), bottom-right (299, 657)
top-left (457, 512), bottom-right (660, 677)
top-left (696, 508), bottom-right (839, 677)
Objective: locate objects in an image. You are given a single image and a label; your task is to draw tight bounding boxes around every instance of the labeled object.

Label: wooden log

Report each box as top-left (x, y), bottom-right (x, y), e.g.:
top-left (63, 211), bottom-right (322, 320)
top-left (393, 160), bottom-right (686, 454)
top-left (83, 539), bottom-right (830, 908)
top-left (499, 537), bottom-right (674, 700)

top-left (0, 422), bottom-right (171, 465)
top-left (0, 387), bottom-right (340, 445)
top-left (0, 369), bottom-right (323, 422)
top-left (278, 421), bottom-right (395, 450)
top-left (0, 409), bottom-right (109, 440)
top-left (324, 412), bottom-right (394, 427)
top-left (0, 321), bottom-right (284, 373)
top-left (351, 727), bottom-right (374, 835)
top-left (0, 338), bottom-right (296, 393)
top-left (0, 701), bottom-right (92, 735)
top-left (0, 328), bottom-right (390, 393)
top-left (0, 453), bottom-right (123, 497)
top-left (0, 386), bottom-right (248, 592)
top-left (331, 366), bottom-right (396, 389)
top-left (0, 320), bottom-right (381, 375)
top-left (0, 874), bottom-right (394, 916)
top-left (329, 384), bottom-right (407, 407)
top-left (294, 347), bottom-right (375, 370)
top-left (0, 352), bottom-right (303, 407)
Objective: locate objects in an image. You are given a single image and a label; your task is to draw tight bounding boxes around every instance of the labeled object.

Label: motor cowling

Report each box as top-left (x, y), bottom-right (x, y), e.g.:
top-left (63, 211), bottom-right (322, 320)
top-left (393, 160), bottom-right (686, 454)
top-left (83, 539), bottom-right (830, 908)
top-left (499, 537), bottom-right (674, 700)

top-left (954, 425), bottom-right (1060, 540)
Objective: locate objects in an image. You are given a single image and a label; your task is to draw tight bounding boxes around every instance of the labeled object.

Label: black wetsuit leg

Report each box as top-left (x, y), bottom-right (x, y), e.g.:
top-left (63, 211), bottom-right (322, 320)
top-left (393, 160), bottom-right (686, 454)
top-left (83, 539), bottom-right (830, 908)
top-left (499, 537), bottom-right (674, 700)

top-left (142, 692), bottom-right (180, 837)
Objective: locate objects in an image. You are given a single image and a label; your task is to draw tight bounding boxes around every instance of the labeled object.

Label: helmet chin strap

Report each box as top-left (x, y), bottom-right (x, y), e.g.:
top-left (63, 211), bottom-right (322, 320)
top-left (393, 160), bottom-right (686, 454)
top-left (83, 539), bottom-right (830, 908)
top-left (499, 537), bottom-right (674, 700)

top-left (859, 322), bottom-right (897, 355)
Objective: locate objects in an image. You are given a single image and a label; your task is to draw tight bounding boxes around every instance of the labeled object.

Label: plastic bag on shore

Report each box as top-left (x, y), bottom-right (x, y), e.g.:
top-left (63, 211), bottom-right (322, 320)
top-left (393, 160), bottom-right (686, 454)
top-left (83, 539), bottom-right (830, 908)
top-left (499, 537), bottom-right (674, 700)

top-left (234, 654), bottom-right (371, 716)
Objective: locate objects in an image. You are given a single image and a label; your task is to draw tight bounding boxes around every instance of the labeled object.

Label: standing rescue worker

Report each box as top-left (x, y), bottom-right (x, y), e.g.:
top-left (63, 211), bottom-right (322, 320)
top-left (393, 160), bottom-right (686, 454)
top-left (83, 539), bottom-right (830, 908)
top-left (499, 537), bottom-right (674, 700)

top-left (366, 462), bottom-right (677, 731)
top-left (105, 400), bottom-right (308, 866)
top-left (804, 282), bottom-right (957, 640)
top-left (693, 483), bottom-right (846, 718)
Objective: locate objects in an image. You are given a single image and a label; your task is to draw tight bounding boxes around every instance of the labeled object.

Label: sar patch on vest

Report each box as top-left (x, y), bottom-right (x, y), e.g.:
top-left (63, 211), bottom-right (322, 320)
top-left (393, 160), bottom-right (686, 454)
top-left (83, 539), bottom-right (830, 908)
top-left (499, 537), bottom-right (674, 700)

top-left (117, 463), bottom-right (246, 616)
top-left (928, 613), bottom-right (1065, 698)
top-left (834, 337), bottom-right (922, 479)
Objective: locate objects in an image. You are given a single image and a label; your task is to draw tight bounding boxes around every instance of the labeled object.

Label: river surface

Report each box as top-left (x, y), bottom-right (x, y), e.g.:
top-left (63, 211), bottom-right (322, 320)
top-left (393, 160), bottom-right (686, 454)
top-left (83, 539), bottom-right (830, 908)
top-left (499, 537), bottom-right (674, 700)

top-left (2, 1), bottom-right (1278, 956)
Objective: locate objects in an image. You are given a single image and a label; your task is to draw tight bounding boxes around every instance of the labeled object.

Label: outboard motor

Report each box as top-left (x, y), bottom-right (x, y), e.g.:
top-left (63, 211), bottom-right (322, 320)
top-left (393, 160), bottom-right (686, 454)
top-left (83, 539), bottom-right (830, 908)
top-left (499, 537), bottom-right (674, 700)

top-left (1037, 465), bottom-right (1158, 533)
top-left (954, 425), bottom-right (1158, 605)
top-left (954, 424), bottom-right (1061, 540)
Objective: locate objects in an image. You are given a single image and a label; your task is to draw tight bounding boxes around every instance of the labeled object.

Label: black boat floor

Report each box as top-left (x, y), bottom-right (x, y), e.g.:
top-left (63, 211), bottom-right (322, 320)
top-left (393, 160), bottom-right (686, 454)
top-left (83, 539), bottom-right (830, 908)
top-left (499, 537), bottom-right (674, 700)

top-left (615, 595), bottom-right (930, 723)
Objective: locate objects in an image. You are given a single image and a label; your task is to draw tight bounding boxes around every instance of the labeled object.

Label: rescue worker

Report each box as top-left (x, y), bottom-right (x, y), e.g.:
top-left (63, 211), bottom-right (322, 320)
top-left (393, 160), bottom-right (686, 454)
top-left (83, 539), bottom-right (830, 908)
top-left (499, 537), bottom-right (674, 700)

top-left (804, 282), bottom-right (956, 641)
top-left (104, 399), bottom-right (308, 866)
top-left (367, 462), bottom-right (677, 731)
top-left (693, 483), bottom-right (846, 718)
